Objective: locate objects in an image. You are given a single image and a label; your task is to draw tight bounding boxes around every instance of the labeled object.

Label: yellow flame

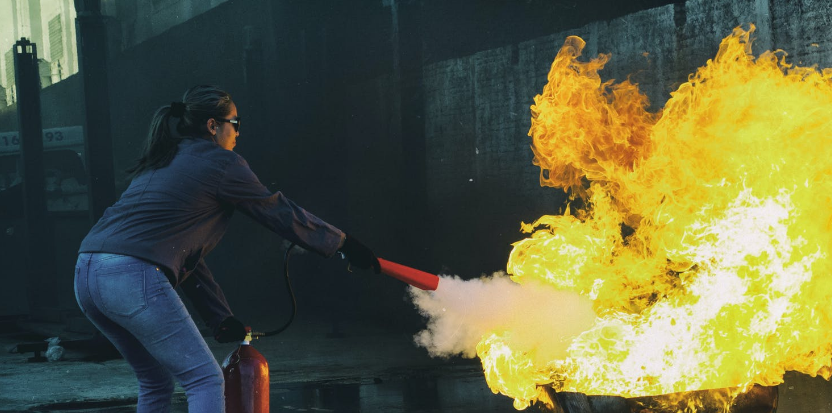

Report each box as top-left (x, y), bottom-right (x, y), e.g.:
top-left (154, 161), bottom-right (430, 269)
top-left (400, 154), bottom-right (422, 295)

top-left (479, 24), bottom-right (832, 408)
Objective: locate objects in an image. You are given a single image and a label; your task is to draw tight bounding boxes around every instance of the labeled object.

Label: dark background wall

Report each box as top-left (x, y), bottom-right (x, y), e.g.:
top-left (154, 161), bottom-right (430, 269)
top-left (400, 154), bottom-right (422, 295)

top-left (2, 0), bottom-right (831, 336)
top-left (0, 74), bottom-right (87, 317)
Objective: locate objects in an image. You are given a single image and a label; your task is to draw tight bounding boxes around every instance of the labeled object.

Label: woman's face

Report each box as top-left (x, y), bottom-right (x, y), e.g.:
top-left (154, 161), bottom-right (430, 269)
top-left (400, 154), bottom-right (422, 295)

top-left (212, 102), bottom-right (239, 151)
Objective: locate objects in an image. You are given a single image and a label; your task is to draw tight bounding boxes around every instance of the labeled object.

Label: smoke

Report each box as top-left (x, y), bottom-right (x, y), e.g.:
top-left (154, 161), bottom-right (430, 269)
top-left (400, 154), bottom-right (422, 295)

top-left (409, 272), bottom-right (596, 365)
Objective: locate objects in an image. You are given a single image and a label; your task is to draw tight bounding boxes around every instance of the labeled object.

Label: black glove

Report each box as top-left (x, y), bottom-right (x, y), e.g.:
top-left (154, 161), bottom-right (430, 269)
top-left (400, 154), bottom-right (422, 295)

top-left (214, 316), bottom-right (247, 343)
top-left (339, 234), bottom-right (381, 274)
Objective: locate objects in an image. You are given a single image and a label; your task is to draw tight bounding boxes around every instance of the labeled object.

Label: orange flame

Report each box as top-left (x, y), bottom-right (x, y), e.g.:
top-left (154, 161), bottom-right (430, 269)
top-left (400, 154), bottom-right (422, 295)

top-left (480, 24), bottom-right (832, 409)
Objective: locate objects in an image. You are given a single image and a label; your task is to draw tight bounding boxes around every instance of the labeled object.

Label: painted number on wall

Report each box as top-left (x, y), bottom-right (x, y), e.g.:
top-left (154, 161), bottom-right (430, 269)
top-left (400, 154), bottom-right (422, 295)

top-left (0, 126), bottom-right (83, 153)
top-left (0, 135), bottom-right (20, 146)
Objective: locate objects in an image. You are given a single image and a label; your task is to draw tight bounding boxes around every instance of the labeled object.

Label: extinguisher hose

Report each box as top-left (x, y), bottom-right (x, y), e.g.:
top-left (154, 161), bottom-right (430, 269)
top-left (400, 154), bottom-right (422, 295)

top-left (255, 243), bottom-right (298, 337)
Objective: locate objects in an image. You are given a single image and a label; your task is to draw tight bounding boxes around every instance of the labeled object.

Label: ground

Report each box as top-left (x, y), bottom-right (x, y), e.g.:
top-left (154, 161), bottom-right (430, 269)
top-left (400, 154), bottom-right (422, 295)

top-left (1, 318), bottom-right (831, 412)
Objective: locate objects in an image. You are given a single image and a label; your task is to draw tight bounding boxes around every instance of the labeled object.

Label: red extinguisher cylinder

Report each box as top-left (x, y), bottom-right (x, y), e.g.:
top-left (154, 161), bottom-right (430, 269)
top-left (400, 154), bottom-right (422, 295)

top-left (222, 329), bottom-right (269, 413)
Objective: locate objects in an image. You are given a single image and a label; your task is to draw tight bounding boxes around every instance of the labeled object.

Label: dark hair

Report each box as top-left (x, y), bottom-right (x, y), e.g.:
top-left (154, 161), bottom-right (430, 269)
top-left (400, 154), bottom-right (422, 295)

top-left (127, 85), bottom-right (234, 176)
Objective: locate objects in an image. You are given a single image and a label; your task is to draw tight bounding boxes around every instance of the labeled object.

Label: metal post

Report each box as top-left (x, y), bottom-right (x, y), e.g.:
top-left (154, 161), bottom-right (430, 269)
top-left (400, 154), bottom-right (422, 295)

top-left (14, 37), bottom-right (57, 314)
top-left (75, 0), bottom-right (115, 223)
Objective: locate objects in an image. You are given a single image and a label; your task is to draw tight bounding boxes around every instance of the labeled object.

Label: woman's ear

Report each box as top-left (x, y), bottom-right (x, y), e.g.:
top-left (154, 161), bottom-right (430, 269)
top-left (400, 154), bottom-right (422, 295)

top-left (206, 118), bottom-right (216, 135)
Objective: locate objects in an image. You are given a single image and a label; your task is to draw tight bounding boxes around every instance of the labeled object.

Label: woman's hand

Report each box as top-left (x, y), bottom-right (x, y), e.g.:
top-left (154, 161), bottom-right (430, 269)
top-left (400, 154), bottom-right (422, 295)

top-left (214, 316), bottom-right (247, 343)
top-left (339, 234), bottom-right (381, 274)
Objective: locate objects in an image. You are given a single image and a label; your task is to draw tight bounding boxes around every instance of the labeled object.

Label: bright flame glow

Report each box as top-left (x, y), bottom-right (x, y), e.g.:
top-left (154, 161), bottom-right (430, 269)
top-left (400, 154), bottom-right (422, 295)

top-left (414, 24), bottom-right (832, 410)
top-left (497, 24), bottom-right (832, 404)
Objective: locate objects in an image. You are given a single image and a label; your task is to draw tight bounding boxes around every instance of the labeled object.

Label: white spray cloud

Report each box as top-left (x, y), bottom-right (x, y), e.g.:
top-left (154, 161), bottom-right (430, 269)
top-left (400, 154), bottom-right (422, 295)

top-left (409, 272), bottom-right (597, 364)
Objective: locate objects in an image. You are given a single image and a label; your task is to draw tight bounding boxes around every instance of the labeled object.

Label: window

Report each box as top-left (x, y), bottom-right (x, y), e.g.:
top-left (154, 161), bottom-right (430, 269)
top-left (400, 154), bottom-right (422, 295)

top-left (48, 15), bottom-right (63, 63)
top-left (4, 49), bottom-right (14, 104)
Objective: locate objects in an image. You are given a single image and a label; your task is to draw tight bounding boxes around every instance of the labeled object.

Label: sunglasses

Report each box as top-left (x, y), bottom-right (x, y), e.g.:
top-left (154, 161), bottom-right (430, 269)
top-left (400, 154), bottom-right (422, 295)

top-left (215, 117), bottom-right (241, 132)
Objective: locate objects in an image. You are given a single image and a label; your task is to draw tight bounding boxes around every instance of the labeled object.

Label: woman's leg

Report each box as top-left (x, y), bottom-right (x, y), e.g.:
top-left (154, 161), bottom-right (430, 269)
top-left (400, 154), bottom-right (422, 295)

top-left (75, 253), bottom-right (176, 412)
top-left (75, 253), bottom-right (225, 413)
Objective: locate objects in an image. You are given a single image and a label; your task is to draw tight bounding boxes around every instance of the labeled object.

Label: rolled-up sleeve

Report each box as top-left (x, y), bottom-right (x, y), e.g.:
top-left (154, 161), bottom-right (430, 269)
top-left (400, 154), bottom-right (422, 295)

top-left (217, 155), bottom-right (345, 257)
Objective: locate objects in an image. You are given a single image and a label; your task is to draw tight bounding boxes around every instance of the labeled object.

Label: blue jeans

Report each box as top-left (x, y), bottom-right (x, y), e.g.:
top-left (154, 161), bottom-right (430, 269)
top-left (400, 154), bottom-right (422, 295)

top-left (74, 253), bottom-right (225, 413)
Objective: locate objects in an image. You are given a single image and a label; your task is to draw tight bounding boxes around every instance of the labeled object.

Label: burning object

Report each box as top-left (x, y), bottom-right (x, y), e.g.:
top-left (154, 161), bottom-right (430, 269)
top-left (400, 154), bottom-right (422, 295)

top-left (412, 24), bottom-right (832, 412)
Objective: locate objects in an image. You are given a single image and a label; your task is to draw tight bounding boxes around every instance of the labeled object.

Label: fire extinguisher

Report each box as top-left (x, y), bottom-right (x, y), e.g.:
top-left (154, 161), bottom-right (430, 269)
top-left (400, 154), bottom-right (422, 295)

top-left (222, 327), bottom-right (269, 413)
top-left (221, 244), bottom-right (302, 413)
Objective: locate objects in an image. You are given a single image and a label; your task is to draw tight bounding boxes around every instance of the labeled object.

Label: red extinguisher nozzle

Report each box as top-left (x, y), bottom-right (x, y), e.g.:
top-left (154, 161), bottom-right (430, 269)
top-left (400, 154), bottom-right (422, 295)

top-left (378, 258), bottom-right (439, 291)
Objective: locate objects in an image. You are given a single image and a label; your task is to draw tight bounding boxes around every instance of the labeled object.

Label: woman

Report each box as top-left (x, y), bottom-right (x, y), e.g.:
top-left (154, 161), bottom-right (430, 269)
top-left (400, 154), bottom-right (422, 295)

top-left (74, 85), bottom-right (379, 412)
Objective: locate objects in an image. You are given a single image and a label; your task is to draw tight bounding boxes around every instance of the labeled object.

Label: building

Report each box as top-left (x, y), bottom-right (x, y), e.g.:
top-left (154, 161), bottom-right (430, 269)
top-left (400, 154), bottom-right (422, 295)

top-left (0, 0), bottom-right (77, 106)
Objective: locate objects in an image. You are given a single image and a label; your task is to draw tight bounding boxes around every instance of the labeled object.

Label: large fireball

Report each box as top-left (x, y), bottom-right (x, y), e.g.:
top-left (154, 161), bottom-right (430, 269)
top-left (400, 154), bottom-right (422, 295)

top-left (413, 25), bottom-right (832, 410)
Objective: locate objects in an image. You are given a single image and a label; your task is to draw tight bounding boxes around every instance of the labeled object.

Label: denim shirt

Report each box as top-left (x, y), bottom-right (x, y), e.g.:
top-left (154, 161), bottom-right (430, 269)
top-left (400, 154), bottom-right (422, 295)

top-left (79, 137), bottom-right (345, 330)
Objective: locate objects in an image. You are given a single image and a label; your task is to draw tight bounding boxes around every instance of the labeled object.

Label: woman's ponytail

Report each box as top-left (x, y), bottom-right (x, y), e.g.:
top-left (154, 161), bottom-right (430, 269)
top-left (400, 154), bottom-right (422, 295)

top-left (126, 104), bottom-right (182, 176)
top-left (126, 85), bottom-right (232, 177)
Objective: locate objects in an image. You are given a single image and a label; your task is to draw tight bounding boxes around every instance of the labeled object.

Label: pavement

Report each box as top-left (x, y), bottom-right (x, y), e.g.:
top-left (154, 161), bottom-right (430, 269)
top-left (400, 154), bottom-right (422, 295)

top-left (3, 317), bottom-right (832, 412)
top-left (0, 316), bottom-right (514, 412)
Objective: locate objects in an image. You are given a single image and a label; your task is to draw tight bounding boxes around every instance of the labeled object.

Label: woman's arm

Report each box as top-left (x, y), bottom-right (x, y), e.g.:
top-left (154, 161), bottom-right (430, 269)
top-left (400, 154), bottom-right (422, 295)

top-left (216, 155), bottom-right (346, 257)
top-left (179, 258), bottom-right (234, 333)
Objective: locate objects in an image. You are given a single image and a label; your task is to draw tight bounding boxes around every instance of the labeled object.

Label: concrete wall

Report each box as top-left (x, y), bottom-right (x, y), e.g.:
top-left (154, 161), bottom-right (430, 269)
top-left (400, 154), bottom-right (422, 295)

top-left (104, 0), bottom-right (230, 49)
top-left (0, 72), bottom-right (82, 131)
top-left (420, 0), bottom-right (832, 277)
